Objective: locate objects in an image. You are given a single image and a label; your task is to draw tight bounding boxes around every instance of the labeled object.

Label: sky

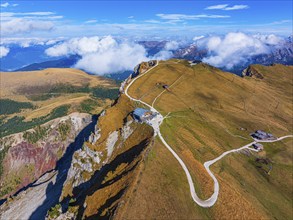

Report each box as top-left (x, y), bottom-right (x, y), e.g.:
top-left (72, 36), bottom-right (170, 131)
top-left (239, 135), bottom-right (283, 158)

top-left (1, 0), bottom-right (292, 39)
top-left (0, 1), bottom-right (292, 73)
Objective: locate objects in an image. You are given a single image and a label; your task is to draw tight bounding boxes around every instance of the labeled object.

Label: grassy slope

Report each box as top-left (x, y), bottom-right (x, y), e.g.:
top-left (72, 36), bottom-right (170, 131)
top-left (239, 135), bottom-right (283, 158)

top-left (0, 68), bottom-right (113, 97)
top-left (0, 68), bottom-right (118, 137)
top-left (119, 60), bottom-right (293, 219)
top-left (118, 139), bottom-right (210, 220)
top-left (211, 138), bottom-right (292, 219)
top-left (0, 68), bottom-right (117, 118)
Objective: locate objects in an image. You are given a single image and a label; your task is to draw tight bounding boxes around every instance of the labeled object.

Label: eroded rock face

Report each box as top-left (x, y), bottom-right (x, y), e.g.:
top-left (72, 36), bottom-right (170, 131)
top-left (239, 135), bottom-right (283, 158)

top-left (59, 100), bottom-right (137, 201)
top-left (66, 143), bottom-right (103, 188)
top-left (0, 113), bottom-right (92, 199)
top-left (121, 120), bottom-right (134, 141)
top-left (6, 141), bottom-right (60, 186)
top-left (106, 131), bottom-right (119, 158)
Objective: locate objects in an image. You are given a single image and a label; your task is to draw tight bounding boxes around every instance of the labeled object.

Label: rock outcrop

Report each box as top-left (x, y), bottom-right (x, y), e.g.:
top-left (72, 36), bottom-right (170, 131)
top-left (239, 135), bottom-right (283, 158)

top-left (242, 65), bottom-right (264, 79)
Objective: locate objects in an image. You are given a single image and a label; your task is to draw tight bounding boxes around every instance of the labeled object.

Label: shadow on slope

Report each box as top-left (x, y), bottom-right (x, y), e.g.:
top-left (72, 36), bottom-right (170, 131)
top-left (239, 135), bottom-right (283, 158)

top-left (28, 115), bottom-right (98, 220)
top-left (62, 137), bottom-right (152, 220)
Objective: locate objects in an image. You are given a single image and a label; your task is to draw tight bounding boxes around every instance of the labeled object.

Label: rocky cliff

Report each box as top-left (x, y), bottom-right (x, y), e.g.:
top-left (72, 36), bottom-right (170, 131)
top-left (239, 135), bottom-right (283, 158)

top-left (0, 63), bottom-right (155, 220)
top-left (0, 113), bottom-right (92, 200)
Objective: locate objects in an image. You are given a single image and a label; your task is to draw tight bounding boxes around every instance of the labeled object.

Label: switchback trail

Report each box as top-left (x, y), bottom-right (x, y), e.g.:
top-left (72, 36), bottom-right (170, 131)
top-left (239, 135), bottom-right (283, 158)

top-left (124, 60), bottom-right (293, 207)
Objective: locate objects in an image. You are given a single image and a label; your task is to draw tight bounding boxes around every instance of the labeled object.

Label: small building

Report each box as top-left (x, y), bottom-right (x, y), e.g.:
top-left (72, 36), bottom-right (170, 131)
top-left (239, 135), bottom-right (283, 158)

top-left (252, 143), bottom-right (264, 151)
top-left (132, 108), bottom-right (155, 122)
top-left (250, 130), bottom-right (276, 140)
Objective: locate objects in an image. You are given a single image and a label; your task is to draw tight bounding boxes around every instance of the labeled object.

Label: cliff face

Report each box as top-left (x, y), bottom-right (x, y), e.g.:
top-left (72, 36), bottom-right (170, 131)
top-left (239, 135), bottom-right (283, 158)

top-left (49, 63), bottom-right (157, 219)
top-left (0, 113), bottom-right (92, 199)
top-left (58, 95), bottom-right (154, 219)
top-left (0, 63), bottom-right (155, 220)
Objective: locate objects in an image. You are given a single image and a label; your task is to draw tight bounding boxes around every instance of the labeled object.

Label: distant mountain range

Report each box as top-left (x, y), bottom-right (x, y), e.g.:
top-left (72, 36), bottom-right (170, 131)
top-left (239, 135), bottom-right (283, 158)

top-left (173, 37), bottom-right (293, 74)
top-left (139, 37), bottom-right (293, 75)
top-left (1, 37), bottom-right (292, 78)
top-left (15, 55), bottom-right (80, 71)
top-left (0, 45), bottom-right (53, 71)
top-left (138, 40), bottom-right (167, 56)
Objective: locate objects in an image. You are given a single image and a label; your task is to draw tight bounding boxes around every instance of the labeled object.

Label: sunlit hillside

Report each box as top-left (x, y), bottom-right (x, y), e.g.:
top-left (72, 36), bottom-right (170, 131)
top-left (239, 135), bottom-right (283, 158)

top-left (120, 60), bottom-right (293, 219)
top-left (0, 68), bottom-right (118, 137)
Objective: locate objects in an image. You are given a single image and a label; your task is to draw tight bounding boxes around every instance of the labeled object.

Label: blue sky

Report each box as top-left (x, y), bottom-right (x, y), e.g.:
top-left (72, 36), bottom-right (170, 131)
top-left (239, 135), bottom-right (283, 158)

top-left (0, 1), bottom-right (292, 39)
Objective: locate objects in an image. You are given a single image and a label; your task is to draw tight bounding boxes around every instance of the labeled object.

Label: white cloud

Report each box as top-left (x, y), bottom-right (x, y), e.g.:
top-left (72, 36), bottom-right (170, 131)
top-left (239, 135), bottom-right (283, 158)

top-left (128, 16), bottom-right (134, 19)
top-left (0, 10), bottom-right (62, 36)
top-left (205, 4), bottom-right (228, 10)
top-left (85, 19), bottom-right (98, 24)
top-left (0, 2), bottom-right (18, 7)
top-left (45, 36), bottom-right (149, 75)
top-left (165, 41), bottom-right (179, 50)
top-left (0, 11), bottom-right (55, 17)
top-left (0, 46), bottom-right (10, 58)
top-left (206, 4), bottom-right (249, 11)
top-left (224, 5), bottom-right (249, 10)
top-left (0, 11), bottom-right (62, 21)
top-left (0, 37), bottom-right (64, 47)
top-left (20, 12), bottom-right (55, 16)
top-left (198, 32), bottom-right (280, 69)
top-left (45, 39), bottom-right (64, 46)
top-left (45, 37), bottom-right (183, 74)
top-left (152, 50), bottom-right (173, 60)
top-left (253, 34), bottom-right (282, 45)
top-left (157, 13), bottom-right (197, 20)
top-left (152, 40), bottom-right (180, 60)
top-left (1, 18), bottom-right (54, 35)
top-left (0, 2), bottom-right (9, 7)
top-left (144, 19), bottom-right (161, 24)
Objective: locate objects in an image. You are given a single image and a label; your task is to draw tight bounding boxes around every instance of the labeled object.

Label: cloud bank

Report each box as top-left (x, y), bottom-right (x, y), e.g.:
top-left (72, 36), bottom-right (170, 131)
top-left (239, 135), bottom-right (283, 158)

top-left (0, 46), bottom-right (10, 58)
top-left (0, 10), bottom-right (62, 36)
top-left (152, 41), bottom-right (180, 60)
top-left (197, 32), bottom-right (282, 69)
top-left (45, 36), bottom-right (182, 74)
top-left (0, 37), bottom-right (64, 48)
top-left (41, 33), bottom-right (285, 73)
top-left (1, 18), bottom-right (54, 35)
top-left (46, 36), bottom-right (149, 75)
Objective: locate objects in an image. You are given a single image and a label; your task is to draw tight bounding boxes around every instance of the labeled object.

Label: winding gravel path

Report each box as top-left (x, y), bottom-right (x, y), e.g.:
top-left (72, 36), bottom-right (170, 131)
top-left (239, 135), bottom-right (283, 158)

top-left (124, 60), bottom-right (293, 207)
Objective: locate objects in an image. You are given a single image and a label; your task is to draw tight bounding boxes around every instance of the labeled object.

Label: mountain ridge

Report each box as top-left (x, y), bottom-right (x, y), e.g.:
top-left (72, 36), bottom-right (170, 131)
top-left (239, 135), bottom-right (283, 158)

top-left (0, 60), bottom-right (292, 219)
